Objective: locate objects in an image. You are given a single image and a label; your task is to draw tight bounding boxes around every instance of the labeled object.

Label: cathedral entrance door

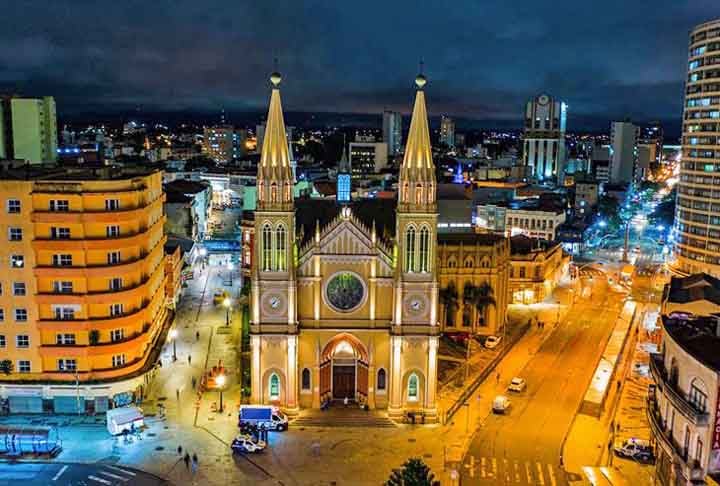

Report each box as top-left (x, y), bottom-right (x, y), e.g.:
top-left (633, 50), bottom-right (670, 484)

top-left (332, 363), bottom-right (356, 400)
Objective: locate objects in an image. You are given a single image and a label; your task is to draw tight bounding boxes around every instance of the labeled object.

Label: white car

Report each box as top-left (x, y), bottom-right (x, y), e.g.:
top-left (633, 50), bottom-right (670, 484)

top-left (492, 395), bottom-right (511, 414)
top-left (507, 377), bottom-right (526, 392)
top-left (231, 434), bottom-right (267, 454)
top-left (484, 336), bottom-right (502, 349)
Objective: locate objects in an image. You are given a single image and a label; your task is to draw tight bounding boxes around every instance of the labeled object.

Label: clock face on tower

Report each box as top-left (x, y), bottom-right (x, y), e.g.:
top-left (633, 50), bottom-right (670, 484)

top-left (262, 293), bottom-right (286, 315)
top-left (404, 294), bottom-right (428, 316)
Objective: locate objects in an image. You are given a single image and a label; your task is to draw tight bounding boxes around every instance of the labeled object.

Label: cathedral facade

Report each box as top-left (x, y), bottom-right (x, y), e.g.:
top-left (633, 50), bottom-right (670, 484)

top-left (249, 71), bottom-right (439, 420)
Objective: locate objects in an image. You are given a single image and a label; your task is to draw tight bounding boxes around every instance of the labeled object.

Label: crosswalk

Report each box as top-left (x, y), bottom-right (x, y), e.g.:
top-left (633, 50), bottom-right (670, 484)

top-left (461, 456), bottom-right (564, 485)
top-left (51, 463), bottom-right (138, 485)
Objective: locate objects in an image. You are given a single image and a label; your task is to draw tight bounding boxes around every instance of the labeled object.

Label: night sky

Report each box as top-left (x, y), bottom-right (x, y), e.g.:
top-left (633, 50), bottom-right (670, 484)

top-left (1, 1), bottom-right (718, 131)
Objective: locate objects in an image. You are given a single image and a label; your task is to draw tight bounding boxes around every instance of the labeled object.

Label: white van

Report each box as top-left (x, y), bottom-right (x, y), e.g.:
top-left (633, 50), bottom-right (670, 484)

top-left (492, 395), bottom-right (510, 414)
top-left (238, 405), bottom-right (288, 431)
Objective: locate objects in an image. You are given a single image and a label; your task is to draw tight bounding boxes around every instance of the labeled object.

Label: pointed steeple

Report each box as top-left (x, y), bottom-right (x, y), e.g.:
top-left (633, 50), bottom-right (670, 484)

top-left (257, 71), bottom-right (293, 210)
top-left (338, 134), bottom-right (351, 174)
top-left (337, 134), bottom-right (352, 203)
top-left (398, 71), bottom-right (436, 211)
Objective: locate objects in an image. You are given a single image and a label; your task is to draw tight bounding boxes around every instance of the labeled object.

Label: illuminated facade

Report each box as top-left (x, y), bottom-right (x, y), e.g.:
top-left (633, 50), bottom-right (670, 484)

top-left (0, 167), bottom-right (170, 413)
top-left (250, 72), bottom-right (439, 420)
top-left (673, 18), bottom-right (720, 277)
top-left (522, 94), bottom-right (567, 182)
top-left (0, 96), bottom-right (58, 164)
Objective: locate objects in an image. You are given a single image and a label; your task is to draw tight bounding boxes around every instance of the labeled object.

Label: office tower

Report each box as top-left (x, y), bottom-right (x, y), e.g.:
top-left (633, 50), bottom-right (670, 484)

top-left (609, 121), bottom-right (640, 184)
top-left (673, 18), bottom-right (720, 276)
top-left (0, 96), bottom-right (57, 163)
top-left (439, 115), bottom-right (455, 147)
top-left (522, 94), bottom-right (567, 183)
top-left (0, 166), bottom-right (171, 412)
top-left (203, 125), bottom-right (247, 163)
top-left (641, 121), bottom-right (664, 164)
top-left (382, 110), bottom-right (402, 155)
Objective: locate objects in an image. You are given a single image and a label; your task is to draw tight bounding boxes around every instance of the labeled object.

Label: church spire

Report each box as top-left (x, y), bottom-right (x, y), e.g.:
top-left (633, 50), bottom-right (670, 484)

top-left (399, 72), bottom-right (436, 210)
top-left (336, 135), bottom-right (351, 203)
top-left (257, 71), bottom-right (293, 210)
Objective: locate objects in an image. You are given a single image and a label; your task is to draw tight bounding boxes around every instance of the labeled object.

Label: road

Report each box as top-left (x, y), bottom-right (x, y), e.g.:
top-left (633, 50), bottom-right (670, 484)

top-left (461, 277), bottom-right (625, 485)
top-left (0, 462), bottom-right (166, 486)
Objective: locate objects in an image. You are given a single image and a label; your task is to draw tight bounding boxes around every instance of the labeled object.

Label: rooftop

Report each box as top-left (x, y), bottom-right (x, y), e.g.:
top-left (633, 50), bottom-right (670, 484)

top-left (509, 234), bottom-right (556, 254)
top-left (438, 232), bottom-right (506, 246)
top-left (661, 314), bottom-right (720, 372)
top-left (664, 273), bottom-right (720, 306)
top-left (0, 163), bottom-right (161, 181)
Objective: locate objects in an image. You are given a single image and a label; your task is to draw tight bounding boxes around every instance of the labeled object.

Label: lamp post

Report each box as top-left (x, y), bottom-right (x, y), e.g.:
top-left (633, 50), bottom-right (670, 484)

top-left (227, 262), bottom-right (234, 286)
top-left (170, 329), bottom-right (178, 362)
top-left (216, 373), bottom-right (226, 413)
top-left (223, 297), bottom-right (231, 327)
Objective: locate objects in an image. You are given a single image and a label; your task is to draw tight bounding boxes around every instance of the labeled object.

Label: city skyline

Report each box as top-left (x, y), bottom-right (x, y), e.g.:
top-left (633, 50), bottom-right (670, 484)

top-left (1, 1), bottom-right (718, 131)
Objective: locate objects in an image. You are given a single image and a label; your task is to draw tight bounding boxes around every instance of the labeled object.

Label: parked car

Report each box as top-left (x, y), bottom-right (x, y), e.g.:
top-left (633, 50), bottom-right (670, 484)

top-left (231, 434), bottom-right (267, 454)
top-left (445, 332), bottom-right (470, 346)
top-left (492, 395), bottom-right (511, 414)
top-left (507, 377), bottom-right (526, 392)
top-left (213, 289), bottom-right (229, 305)
top-left (614, 438), bottom-right (653, 462)
top-left (484, 335), bottom-right (502, 349)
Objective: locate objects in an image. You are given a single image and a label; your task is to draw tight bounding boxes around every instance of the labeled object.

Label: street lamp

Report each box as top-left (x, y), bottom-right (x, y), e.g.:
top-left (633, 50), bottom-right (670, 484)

top-left (227, 262), bottom-right (234, 286)
top-left (169, 329), bottom-right (178, 362)
top-left (223, 297), bottom-right (231, 327)
top-left (216, 373), bottom-right (226, 413)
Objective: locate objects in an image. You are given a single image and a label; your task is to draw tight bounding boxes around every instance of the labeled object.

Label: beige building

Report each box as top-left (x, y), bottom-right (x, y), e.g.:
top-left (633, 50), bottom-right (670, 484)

top-left (509, 236), bottom-right (570, 304)
top-left (0, 96), bottom-right (58, 164)
top-left (436, 233), bottom-right (510, 336)
top-left (250, 71), bottom-right (440, 420)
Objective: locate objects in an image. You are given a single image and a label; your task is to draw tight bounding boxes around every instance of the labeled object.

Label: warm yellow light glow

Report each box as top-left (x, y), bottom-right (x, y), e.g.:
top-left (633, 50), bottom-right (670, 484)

top-left (216, 374), bottom-right (226, 388)
top-left (223, 297), bottom-right (231, 308)
top-left (169, 329), bottom-right (178, 340)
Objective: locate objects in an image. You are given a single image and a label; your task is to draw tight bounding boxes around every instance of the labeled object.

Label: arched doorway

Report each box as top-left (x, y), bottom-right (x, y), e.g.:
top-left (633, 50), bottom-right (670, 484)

top-left (319, 334), bottom-right (369, 403)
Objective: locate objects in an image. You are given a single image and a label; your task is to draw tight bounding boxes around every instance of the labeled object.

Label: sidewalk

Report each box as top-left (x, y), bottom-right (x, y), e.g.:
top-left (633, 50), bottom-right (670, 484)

top-left (563, 303), bottom-right (656, 485)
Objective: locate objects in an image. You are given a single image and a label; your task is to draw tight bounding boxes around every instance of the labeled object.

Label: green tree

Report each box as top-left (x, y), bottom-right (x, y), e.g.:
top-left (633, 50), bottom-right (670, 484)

top-left (386, 458), bottom-right (440, 486)
top-left (0, 359), bottom-right (13, 375)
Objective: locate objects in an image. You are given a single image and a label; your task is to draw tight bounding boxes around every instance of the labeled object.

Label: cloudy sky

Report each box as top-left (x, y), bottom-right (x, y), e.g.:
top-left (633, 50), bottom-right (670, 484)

top-left (1, 1), bottom-right (718, 130)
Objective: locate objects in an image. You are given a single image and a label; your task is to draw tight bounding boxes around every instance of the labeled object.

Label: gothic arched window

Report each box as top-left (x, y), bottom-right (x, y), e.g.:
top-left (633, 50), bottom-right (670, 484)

top-left (258, 181), bottom-right (264, 202)
top-left (415, 184), bottom-right (423, 205)
top-left (301, 368), bottom-right (311, 390)
top-left (405, 226), bottom-right (416, 272)
top-left (271, 183), bottom-right (278, 203)
top-left (419, 226), bottom-right (430, 273)
top-left (377, 368), bottom-right (387, 391)
top-left (262, 223), bottom-right (272, 271)
top-left (402, 182), bottom-right (409, 203)
top-left (407, 373), bottom-right (419, 401)
top-left (269, 373), bottom-right (280, 400)
top-left (276, 224), bottom-right (286, 271)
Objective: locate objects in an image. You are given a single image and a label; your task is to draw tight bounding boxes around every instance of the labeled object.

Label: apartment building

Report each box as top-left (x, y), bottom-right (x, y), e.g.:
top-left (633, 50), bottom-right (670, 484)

top-left (0, 166), bottom-right (171, 413)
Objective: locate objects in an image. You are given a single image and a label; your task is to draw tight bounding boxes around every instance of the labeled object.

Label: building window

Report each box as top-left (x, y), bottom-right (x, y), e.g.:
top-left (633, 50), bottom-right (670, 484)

top-left (112, 354), bottom-right (126, 367)
top-left (49, 200), bottom-right (69, 212)
top-left (419, 226), bottom-right (430, 273)
top-left (11, 255), bottom-right (24, 268)
top-left (7, 199), bottom-right (21, 213)
top-left (17, 360), bottom-right (30, 373)
top-left (262, 223), bottom-right (272, 271)
top-left (301, 368), bottom-right (311, 390)
top-left (519, 267), bottom-right (526, 278)
top-left (269, 373), bottom-right (280, 400)
top-left (276, 224), bottom-right (286, 271)
top-left (106, 225), bottom-right (120, 238)
top-left (0, 335), bottom-right (5, 347)
top-left (697, 438), bottom-right (703, 463)
top-left (9, 228), bottom-right (22, 241)
top-left (0, 309), bottom-right (3, 321)
top-left (56, 333), bottom-right (76, 345)
top-left (54, 307), bottom-right (75, 320)
top-left (689, 380), bottom-right (708, 412)
top-left (16, 335), bottom-right (29, 348)
top-left (53, 254), bottom-right (73, 267)
top-left (377, 368), bottom-right (387, 391)
top-left (110, 329), bottom-right (124, 342)
top-left (405, 227), bottom-right (416, 272)
top-left (50, 227), bottom-right (71, 239)
top-left (15, 309), bottom-right (27, 322)
top-left (407, 373), bottom-right (419, 401)
top-left (13, 282), bottom-right (26, 296)
top-left (107, 251), bottom-right (121, 265)
top-left (105, 199), bottom-right (120, 211)
top-left (464, 258), bottom-right (473, 268)
top-left (57, 359), bottom-right (77, 372)
top-left (53, 281), bottom-right (73, 293)
top-left (110, 304), bottom-right (123, 317)
top-left (109, 278), bottom-right (123, 291)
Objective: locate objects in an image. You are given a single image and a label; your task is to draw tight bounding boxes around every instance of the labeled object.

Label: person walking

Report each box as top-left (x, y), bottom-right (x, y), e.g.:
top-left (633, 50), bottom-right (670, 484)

top-left (196, 331), bottom-right (200, 341)
top-left (184, 452), bottom-right (190, 470)
top-left (496, 372), bottom-right (500, 385)
top-left (191, 376), bottom-right (197, 389)
top-left (191, 453), bottom-right (198, 475)
top-left (177, 445), bottom-right (183, 455)
top-left (176, 388), bottom-right (180, 400)
top-left (188, 354), bottom-right (192, 365)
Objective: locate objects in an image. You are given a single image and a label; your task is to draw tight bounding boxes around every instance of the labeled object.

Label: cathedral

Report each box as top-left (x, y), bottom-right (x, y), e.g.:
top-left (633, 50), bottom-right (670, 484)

top-left (250, 70), bottom-right (439, 420)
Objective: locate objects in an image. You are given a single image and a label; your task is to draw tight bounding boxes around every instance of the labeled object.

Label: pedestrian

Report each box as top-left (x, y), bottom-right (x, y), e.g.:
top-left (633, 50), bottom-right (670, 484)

top-left (496, 372), bottom-right (500, 385)
top-left (192, 376), bottom-right (197, 389)
top-left (616, 380), bottom-right (621, 391)
top-left (343, 396), bottom-right (349, 407)
top-left (191, 453), bottom-right (198, 475)
top-left (196, 331), bottom-right (200, 341)
top-left (177, 445), bottom-right (183, 455)
top-left (559, 455), bottom-right (564, 467)
top-left (188, 354), bottom-right (192, 365)
top-left (184, 452), bottom-right (190, 470)
top-left (176, 388), bottom-right (180, 400)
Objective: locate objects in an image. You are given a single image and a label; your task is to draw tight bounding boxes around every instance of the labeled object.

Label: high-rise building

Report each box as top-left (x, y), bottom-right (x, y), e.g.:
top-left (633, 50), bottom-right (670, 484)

top-left (673, 18), bottom-right (720, 276)
top-left (203, 125), bottom-right (246, 163)
top-left (349, 141), bottom-right (388, 176)
top-left (522, 94), bottom-right (567, 182)
top-left (0, 96), bottom-right (57, 164)
top-left (641, 121), bottom-right (664, 164)
top-left (382, 111), bottom-right (402, 155)
top-left (0, 166), bottom-right (171, 412)
top-left (439, 115), bottom-right (455, 148)
top-left (609, 121), bottom-right (640, 184)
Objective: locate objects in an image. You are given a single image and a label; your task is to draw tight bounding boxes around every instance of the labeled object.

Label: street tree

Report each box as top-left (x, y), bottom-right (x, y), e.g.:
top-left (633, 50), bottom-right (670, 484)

top-left (385, 458), bottom-right (440, 486)
top-left (0, 359), bottom-right (13, 375)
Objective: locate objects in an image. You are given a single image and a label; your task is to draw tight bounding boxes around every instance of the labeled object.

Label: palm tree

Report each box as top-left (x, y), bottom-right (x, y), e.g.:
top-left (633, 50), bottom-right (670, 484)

top-left (471, 282), bottom-right (496, 328)
top-left (439, 283), bottom-right (459, 327)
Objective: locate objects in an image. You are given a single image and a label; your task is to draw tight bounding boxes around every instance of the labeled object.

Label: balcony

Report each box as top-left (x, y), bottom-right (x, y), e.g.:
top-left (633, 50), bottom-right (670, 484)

top-left (32, 217), bottom-right (165, 250)
top-left (649, 353), bottom-right (710, 426)
top-left (31, 196), bottom-right (164, 224)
